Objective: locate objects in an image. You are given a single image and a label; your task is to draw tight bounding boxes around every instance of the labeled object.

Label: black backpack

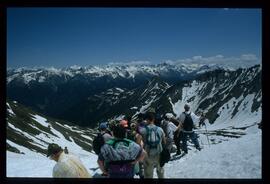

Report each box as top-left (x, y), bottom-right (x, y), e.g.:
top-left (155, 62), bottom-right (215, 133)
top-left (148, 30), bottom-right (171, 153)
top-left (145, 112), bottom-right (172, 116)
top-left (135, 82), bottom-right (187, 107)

top-left (92, 133), bottom-right (105, 155)
top-left (145, 126), bottom-right (161, 149)
top-left (183, 112), bottom-right (194, 131)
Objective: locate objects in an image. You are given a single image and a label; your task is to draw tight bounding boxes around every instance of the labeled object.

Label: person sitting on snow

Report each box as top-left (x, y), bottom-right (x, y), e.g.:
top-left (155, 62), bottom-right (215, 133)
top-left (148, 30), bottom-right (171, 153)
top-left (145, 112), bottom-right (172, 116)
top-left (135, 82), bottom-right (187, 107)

top-left (47, 143), bottom-right (91, 178)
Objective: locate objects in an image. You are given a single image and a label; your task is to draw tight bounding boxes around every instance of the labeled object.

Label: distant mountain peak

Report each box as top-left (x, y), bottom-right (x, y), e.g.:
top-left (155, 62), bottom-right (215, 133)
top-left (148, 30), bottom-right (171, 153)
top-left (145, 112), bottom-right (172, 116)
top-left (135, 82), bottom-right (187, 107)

top-left (7, 63), bottom-right (243, 85)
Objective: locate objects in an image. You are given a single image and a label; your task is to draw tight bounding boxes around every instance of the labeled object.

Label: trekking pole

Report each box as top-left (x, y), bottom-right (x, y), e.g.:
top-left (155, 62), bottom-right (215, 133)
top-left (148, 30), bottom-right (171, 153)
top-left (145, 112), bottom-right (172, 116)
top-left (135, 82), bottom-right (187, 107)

top-left (204, 124), bottom-right (211, 147)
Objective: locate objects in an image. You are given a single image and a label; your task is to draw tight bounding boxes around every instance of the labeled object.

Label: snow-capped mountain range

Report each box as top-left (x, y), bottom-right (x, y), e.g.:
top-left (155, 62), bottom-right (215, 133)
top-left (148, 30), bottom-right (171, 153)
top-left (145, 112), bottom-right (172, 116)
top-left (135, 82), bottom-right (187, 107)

top-left (7, 63), bottom-right (261, 128)
top-left (55, 64), bottom-right (261, 128)
top-left (7, 63), bottom-right (233, 84)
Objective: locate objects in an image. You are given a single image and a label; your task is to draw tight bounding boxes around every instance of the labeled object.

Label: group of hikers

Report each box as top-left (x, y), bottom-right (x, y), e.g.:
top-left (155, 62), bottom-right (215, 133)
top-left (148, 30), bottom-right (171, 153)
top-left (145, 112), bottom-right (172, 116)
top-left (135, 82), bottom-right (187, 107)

top-left (46, 104), bottom-right (207, 178)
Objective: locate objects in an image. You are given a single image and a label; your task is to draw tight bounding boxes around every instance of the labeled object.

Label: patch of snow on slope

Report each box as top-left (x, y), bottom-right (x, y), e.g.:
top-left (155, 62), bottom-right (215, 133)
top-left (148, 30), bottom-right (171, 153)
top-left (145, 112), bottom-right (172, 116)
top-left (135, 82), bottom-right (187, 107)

top-left (210, 94), bottom-right (261, 130)
top-left (172, 80), bottom-right (201, 118)
top-left (80, 134), bottom-right (93, 141)
top-left (7, 73), bottom-right (19, 83)
top-left (31, 114), bottom-right (49, 128)
top-left (165, 127), bottom-right (261, 178)
top-left (8, 123), bottom-right (23, 133)
top-left (7, 140), bottom-right (38, 156)
top-left (115, 87), bottom-right (124, 92)
top-left (7, 103), bottom-right (15, 116)
top-left (22, 73), bottom-right (37, 83)
top-left (38, 76), bottom-right (46, 82)
top-left (212, 97), bottom-right (240, 128)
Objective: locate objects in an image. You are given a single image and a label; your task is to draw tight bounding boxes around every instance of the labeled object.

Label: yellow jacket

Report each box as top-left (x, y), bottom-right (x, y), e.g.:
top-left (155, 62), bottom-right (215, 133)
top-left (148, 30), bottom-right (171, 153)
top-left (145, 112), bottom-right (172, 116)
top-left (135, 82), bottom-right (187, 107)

top-left (53, 152), bottom-right (91, 178)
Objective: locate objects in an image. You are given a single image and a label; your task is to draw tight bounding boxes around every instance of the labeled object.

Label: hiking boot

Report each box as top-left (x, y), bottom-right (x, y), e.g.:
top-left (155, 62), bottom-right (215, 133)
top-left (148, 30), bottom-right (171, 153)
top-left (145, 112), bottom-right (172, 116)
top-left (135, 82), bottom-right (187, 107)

top-left (196, 147), bottom-right (201, 151)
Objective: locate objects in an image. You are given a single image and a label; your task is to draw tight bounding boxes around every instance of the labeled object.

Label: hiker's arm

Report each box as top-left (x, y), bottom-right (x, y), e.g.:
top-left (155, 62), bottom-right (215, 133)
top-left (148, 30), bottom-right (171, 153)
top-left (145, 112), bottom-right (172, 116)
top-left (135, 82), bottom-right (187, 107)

top-left (173, 113), bottom-right (184, 131)
top-left (161, 130), bottom-right (166, 146)
top-left (136, 134), bottom-right (144, 147)
top-left (97, 159), bottom-right (108, 175)
top-left (170, 122), bottom-right (178, 131)
top-left (170, 117), bottom-right (181, 127)
top-left (138, 149), bottom-right (146, 162)
top-left (175, 119), bottom-right (183, 132)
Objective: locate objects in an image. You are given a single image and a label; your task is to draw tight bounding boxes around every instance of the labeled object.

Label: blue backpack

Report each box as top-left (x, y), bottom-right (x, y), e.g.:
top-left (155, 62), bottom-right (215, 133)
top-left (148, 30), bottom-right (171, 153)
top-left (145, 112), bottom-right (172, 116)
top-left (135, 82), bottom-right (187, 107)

top-left (145, 126), bottom-right (161, 149)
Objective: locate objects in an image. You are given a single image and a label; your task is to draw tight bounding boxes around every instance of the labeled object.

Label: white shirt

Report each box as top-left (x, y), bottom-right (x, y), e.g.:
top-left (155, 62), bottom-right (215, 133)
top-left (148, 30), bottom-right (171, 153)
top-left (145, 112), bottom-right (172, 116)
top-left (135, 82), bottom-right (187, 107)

top-left (165, 121), bottom-right (177, 139)
top-left (53, 152), bottom-right (91, 178)
top-left (178, 111), bottom-right (200, 126)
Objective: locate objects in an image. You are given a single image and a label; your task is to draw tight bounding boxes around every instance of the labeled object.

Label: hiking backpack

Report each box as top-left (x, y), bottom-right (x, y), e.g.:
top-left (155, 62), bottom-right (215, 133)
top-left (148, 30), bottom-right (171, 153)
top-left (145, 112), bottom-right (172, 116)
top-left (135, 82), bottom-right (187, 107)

top-left (92, 133), bottom-right (105, 155)
top-left (106, 139), bottom-right (135, 178)
top-left (145, 126), bottom-right (161, 149)
top-left (183, 112), bottom-right (194, 131)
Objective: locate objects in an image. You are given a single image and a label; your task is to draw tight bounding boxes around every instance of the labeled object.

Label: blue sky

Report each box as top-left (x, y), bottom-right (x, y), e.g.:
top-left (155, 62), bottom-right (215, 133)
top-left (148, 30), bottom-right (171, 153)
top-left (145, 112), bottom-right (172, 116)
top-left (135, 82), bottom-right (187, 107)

top-left (7, 8), bottom-right (261, 68)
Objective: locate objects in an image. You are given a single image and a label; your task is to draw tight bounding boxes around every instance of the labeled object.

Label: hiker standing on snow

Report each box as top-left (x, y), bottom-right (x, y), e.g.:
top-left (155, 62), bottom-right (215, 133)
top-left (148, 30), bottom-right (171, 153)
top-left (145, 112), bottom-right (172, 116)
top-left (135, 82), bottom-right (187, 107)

top-left (161, 113), bottom-right (178, 153)
top-left (64, 147), bottom-right (69, 154)
top-left (97, 123), bottom-right (146, 178)
top-left (47, 143), bottom-right (91, 178)
top-left (176, 104), bottom-right (201, 154)
top-left (140, 112), bottom-right (166, 178)
top-left (199, 113), bottom-right (207, 128)
top-left (166, 114), bottom-right (183, 155)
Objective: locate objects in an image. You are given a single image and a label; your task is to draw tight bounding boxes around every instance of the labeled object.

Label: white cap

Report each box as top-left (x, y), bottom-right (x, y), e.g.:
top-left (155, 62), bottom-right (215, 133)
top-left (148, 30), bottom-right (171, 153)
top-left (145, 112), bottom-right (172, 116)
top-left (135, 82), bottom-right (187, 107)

top-left (165, 113), bottom-right (174, 119)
